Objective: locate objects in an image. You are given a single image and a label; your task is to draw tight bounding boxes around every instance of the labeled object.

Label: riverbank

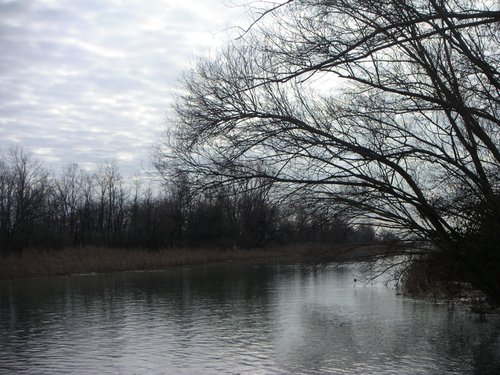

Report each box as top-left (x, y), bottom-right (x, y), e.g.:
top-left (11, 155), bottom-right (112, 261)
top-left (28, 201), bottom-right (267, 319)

top-left (2, 245), bottom-right (497, 314)
top-left (0, 244), bottom-right (365, 280)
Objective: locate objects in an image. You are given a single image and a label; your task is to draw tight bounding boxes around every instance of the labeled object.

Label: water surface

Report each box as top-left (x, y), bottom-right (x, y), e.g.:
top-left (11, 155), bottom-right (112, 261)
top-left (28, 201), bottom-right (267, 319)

top-left (1, 263), bottom-right (499, 374)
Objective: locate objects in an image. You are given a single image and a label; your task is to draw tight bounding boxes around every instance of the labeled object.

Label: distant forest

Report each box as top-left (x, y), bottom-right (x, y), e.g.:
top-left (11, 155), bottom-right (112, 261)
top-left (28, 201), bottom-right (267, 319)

top-left (0, 147), bottom-right (377, 253)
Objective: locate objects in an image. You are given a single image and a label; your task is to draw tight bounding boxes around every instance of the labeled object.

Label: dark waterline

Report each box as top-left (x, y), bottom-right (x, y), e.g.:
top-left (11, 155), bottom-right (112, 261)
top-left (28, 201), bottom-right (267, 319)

top-left (0, 263), bottom-right (499, 374)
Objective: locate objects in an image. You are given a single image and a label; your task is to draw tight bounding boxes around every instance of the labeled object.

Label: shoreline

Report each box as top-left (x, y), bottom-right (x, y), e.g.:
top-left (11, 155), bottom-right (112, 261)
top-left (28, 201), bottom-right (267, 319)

top-left (0, 244), bottom-right (348, 281)
top-left (3, 245), bottom-right (498, 315)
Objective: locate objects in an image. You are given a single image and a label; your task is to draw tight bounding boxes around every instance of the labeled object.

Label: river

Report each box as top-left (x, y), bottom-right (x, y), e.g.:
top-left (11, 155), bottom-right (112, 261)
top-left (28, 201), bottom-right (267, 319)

top-left (0, 262), bottom-right (499, 374)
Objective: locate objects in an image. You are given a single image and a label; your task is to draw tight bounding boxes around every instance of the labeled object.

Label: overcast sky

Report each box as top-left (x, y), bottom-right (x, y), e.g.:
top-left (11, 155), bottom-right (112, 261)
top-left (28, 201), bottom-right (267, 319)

top-left (0, 0), bottom-right (246, 177)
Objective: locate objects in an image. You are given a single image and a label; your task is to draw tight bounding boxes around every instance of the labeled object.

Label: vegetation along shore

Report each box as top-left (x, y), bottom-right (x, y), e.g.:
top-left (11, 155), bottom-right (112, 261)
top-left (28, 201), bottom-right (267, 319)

top-left (0, 244), bottom-right (379, 280)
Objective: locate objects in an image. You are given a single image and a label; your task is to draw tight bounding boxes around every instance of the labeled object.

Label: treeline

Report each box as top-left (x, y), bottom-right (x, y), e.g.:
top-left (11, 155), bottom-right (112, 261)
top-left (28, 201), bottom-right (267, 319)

top-left (0, 147), bottom-right (375, 253)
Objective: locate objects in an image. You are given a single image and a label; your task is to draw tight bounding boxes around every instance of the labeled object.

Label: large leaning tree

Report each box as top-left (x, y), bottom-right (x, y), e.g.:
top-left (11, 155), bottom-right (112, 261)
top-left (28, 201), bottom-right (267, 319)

top-left (156, 0), bottom-right (500, 304)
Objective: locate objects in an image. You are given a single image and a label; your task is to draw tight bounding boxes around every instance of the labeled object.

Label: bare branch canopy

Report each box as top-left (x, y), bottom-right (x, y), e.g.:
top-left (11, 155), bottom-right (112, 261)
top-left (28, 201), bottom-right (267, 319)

top-left (157, 0), bottom-right (500, 303)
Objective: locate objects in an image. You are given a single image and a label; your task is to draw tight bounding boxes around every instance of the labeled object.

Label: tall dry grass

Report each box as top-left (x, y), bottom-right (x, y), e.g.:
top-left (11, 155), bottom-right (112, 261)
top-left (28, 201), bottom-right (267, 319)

top-left (0, 243), bottom-right (372, 280)
top-left (0, 246), bottom-right (301, 280)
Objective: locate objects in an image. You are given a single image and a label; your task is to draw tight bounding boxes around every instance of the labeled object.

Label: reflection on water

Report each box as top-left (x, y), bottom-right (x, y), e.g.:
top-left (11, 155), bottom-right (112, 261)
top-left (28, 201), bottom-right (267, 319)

top-left (0, 263), bottom-right (499, 374)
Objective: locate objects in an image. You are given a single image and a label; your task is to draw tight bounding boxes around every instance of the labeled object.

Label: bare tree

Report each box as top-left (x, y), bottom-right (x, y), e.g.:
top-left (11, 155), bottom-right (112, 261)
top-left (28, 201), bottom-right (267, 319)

top-left (95, 161), bottom-right (128, 247)
top-left (54, 163), bottom-right (85, 245)
top-left (158, 0), bottom-right (500, 304)
top-left (0, 147), bottom-right (52, 250)
top-left (0, 158), bottom-right (15, 251)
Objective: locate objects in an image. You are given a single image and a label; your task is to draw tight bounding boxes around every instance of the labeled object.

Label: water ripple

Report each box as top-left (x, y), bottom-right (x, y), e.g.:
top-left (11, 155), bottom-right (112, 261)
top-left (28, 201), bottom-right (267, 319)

top-left (1, 264), bottom-right (499, 374)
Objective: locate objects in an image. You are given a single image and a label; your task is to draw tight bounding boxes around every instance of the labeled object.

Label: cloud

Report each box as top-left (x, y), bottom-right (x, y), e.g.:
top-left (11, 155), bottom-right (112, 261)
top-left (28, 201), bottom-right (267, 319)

top-left (0, 0), bottom-right (245, 177)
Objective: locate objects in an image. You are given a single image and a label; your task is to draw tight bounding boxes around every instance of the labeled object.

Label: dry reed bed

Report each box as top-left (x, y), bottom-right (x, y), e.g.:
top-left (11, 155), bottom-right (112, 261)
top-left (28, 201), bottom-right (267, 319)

top-left (0, 246), bottom-right (312, 280)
